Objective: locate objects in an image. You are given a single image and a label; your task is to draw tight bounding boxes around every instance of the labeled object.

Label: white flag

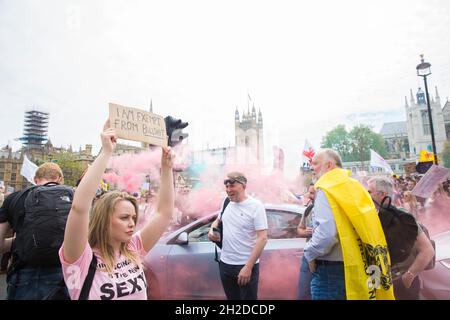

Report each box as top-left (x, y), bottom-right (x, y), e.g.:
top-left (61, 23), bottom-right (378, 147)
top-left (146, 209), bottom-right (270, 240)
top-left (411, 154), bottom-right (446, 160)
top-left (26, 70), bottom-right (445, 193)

top-left (20, 154), bottom-right (38, 185)
top-left (370, 149), bottom-right (393, 174)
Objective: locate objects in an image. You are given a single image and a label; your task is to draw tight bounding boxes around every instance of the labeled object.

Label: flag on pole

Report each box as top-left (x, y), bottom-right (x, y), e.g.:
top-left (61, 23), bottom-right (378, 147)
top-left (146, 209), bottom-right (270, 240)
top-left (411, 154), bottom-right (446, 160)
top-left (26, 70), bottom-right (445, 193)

top-left (370, 149), bottom-right (393, 174)
top-left (20, 154), bottom-right (38, 185)
top-left (419, 149), bottom-right (434, 162)
top-left (302, 139), bottom-right (316, 168)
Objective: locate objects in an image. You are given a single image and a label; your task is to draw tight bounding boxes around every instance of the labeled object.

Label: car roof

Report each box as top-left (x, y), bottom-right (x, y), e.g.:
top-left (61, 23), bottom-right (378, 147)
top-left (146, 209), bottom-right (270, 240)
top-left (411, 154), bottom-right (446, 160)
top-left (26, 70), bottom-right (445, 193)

top-left (264, 203), bottom-right (306, 213)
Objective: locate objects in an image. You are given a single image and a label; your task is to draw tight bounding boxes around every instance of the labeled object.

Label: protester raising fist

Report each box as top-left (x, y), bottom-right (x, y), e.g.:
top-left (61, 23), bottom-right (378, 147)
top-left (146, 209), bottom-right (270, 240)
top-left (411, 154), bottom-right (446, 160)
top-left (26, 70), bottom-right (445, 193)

top-left (60, 120), bottom-right (174, 300)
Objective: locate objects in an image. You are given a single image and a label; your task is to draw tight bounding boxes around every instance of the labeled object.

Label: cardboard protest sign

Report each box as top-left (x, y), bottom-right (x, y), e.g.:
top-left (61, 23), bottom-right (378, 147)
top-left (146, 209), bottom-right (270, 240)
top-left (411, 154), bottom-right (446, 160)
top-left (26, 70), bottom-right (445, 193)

top-left (109, 103), bottom-right (167, 147)
top-left (403, 162), bottom-right (416, 175)
top-left (411, 165), bottom-right (450, 199)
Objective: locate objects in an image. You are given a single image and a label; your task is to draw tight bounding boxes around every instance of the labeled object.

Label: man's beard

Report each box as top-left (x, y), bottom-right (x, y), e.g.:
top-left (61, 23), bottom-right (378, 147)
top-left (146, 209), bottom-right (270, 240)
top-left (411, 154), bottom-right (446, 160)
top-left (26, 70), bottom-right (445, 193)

top-left (313, 167), bottom-right (330, 182)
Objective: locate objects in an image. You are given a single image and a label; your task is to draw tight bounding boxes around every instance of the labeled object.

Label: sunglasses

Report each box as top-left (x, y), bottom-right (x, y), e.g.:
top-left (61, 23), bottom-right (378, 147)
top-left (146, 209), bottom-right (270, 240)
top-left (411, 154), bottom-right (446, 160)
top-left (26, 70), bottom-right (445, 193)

top-left (223, 179), bottom-right (243, 185)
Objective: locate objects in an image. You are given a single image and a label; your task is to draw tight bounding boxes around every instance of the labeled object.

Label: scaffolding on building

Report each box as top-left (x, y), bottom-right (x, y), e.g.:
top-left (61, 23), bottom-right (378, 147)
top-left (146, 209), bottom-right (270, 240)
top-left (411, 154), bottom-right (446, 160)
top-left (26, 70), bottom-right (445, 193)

top-left (19, 109), bottom-right (49, 150)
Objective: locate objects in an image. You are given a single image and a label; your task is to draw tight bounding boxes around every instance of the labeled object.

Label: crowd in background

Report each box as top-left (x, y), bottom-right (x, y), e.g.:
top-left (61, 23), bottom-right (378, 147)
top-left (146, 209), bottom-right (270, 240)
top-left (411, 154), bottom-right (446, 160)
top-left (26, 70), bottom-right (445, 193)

top-left (391, 175), bottom-right (450, 219)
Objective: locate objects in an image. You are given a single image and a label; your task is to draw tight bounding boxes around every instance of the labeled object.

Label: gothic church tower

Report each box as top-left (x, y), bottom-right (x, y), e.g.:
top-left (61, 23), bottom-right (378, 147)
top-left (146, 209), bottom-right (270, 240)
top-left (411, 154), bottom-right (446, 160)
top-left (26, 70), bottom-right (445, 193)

top-left (405, 87), bottom-right (446, 157)
top-left (234, 102), bottom-right (264, 165)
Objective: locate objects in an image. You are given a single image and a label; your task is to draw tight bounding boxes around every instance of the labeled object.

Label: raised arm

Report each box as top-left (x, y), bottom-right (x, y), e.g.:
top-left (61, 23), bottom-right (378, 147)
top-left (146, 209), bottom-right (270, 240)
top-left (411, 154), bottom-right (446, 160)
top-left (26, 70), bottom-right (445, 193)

top-left (140, 147), bottom-right (175, 252)
top-left (63, 121), bottom-right (117, 263)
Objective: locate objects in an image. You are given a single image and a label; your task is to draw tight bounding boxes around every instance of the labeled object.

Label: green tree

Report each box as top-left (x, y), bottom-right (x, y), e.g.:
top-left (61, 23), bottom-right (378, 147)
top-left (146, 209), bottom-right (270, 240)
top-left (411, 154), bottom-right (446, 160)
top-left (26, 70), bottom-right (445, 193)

top-left (321, 124), bottom-right (387, 164)
top-left (443, 140), bottom-right (450, 169)
top-left (320, 125), bottom-right (353, 162)
top-left (349, 124), bottom-right (387, 165)
top-left (46, 151), bottom-right (85, 187)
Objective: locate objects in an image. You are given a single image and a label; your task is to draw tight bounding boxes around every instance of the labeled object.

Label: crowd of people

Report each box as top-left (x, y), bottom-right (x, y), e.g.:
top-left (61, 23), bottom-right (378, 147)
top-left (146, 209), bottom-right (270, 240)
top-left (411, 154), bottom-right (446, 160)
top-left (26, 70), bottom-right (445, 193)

top-left (0, 121), bottom-right (448, 300)
top-left (391, 174), bottom-right (450, 217)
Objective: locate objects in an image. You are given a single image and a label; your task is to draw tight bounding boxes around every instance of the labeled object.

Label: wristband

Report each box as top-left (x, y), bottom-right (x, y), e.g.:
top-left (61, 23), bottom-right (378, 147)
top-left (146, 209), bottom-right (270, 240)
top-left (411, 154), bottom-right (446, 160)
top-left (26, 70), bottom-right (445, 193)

top-left (406, 270), bottom-right (415, 277)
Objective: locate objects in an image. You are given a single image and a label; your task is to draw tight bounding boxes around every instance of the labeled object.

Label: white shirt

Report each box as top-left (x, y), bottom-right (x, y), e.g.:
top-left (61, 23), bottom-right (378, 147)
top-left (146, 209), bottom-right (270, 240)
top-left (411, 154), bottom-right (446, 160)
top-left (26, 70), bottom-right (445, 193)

top-left (220, 196), bottom-right (268, 265)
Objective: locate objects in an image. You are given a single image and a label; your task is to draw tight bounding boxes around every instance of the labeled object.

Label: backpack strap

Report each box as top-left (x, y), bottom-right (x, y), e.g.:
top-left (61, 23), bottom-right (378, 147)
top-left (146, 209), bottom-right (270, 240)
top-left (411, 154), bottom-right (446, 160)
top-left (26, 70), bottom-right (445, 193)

top-left (380, 196), bottom-right (392, 209)
top-left (303, 203), bottom-right (314, 218)
top-left (219, 197), bottom-right (231, 220)
top-left (78, 254), bottom-right (98, 300)
top-left (8, 186), bottom-right (36, 212)
top-left (215, 198), bottom-right (231, 263)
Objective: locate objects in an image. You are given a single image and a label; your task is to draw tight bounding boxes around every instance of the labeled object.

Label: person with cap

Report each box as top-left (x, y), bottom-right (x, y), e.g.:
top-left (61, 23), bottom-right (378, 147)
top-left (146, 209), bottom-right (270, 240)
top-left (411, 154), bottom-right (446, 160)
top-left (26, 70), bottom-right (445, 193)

top-left (208, 171), bottom-right (268, 300)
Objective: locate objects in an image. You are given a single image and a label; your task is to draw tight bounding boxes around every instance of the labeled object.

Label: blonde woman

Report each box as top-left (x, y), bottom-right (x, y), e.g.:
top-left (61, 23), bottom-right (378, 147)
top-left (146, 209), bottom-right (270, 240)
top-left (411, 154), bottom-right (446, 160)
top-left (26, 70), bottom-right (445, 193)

top-left (59, 121), bottom-right (174, 300)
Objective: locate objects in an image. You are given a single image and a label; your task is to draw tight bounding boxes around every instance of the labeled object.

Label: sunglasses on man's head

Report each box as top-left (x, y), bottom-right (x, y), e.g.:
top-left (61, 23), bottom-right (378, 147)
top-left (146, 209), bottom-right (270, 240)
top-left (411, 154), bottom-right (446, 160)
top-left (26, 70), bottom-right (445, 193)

top-left (224, 179), bottom-right (242, 185)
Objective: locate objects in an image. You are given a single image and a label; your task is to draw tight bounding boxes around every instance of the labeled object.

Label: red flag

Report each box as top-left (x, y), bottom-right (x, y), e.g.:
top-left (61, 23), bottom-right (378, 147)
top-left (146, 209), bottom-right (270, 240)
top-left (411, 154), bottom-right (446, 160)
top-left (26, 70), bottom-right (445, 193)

top-left (302, 139), bottom-right (316, 166)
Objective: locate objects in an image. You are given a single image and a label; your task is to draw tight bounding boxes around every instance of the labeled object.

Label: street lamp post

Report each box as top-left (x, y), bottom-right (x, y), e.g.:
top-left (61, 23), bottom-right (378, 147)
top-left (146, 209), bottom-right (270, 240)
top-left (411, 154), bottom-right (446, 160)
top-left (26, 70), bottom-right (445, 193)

top-left (416, 54), bottom-right (439, 165)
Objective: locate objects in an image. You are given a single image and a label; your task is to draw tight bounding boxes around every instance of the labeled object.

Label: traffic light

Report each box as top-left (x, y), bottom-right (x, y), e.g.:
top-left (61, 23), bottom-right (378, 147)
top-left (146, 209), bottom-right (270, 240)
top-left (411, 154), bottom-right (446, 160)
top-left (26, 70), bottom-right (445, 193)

top-left (164, 115), bottom-right (189, 147)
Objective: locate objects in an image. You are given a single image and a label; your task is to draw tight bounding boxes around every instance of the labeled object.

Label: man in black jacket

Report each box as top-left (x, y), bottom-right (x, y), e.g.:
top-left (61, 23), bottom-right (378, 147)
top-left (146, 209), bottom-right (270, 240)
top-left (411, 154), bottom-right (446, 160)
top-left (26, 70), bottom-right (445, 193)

top-left (0, 162), bottom-right (72, 300)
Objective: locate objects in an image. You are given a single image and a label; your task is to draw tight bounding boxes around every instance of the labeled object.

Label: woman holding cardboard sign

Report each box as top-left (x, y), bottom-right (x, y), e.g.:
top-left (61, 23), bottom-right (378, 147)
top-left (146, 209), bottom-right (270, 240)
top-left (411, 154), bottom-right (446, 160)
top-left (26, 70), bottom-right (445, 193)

top-left (59, 120), bottom-right (174, 300)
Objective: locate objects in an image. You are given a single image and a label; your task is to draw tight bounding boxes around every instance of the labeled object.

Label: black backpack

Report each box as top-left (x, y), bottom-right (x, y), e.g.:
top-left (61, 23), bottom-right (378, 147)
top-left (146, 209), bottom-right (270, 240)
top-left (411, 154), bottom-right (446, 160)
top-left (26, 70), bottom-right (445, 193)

top-left (213, 198), bottom-right (230, 262)
top-left (13, 182), bottom-right (74, 268)
top-left (378, 196), bottom-right (418, 265)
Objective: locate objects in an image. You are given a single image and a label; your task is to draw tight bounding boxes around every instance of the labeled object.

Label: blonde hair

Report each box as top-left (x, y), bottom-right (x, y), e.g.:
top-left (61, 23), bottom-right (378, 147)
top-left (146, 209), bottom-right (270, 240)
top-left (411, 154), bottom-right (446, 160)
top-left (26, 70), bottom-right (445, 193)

top-left (34, 162), bottom-right (64, 183)
top-left (88, 191), bottom-right (141, 274)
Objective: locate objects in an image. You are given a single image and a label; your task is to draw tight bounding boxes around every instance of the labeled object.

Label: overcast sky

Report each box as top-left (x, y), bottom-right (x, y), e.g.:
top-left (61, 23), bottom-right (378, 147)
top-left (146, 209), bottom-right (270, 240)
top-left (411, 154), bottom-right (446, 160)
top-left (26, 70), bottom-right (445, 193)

top-left (1, 0), bottom-right (450, 176)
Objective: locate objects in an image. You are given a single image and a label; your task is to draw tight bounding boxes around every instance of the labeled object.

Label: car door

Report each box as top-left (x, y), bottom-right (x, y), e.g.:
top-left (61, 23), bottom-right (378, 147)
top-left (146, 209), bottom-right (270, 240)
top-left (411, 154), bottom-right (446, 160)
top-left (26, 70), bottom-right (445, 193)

top-left (165, 218), bottom-right (226, 299)
top-left (259, 209), bottom-right (306, 299)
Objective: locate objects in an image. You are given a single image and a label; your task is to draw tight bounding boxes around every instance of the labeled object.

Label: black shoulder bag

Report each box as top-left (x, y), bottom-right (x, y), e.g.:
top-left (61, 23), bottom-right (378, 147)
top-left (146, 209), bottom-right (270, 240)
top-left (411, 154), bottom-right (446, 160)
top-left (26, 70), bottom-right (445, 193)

top-left (214, 198), bottom-right (230, 263)
top-left (43, 254), bottom-right (98, 300)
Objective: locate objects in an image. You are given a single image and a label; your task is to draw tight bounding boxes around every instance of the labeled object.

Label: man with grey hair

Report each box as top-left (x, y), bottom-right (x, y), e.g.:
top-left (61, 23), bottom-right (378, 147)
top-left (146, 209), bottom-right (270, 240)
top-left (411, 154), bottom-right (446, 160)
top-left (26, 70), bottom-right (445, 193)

top-left (367, 176), bottom-right (435, 300)
top-left (304, 149), bottom-right (345, 299)
top-left (304, 148), bottom-right (394, 300)
top-left (367, 177), bottom-right (393, 200)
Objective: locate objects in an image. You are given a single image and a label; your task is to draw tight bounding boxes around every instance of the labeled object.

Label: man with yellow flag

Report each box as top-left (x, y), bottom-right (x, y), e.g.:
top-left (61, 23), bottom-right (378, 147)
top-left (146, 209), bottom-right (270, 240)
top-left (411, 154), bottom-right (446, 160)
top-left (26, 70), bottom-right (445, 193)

top-left (304, 149), bottom-right (394, 300)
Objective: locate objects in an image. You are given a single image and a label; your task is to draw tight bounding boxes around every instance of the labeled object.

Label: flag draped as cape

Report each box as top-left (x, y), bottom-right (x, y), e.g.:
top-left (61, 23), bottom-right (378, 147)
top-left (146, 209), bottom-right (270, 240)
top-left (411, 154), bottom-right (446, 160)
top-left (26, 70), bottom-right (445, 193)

top-left (315, 168), bottom-right (395, 300)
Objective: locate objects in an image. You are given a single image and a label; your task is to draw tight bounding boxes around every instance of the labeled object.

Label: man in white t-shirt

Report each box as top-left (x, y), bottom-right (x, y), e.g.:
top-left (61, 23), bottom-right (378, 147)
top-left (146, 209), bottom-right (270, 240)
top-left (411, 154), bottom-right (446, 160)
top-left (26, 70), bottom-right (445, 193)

top-left (208, 172), bottom-right (268, 300)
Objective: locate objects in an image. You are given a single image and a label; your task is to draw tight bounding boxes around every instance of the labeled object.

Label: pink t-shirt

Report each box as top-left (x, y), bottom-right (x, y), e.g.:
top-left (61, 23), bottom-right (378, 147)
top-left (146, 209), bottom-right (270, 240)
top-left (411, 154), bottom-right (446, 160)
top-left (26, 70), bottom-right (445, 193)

top-left (59, 232), bottom-right (148, 300)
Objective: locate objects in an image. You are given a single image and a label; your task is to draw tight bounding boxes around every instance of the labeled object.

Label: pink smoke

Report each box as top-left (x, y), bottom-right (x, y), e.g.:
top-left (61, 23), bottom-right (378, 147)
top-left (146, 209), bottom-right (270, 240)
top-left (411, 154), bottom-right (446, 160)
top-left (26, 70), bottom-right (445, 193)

top-left (103, 148), bottom-right (162, 192)
top-left (418, 197), bottom-right (450, 236)
top-left (103, 145), bottom-right (189, 193)
top-left (104, 144), bottom-right (308, 229)
top-left (179, 149), bottom-right (305, 220)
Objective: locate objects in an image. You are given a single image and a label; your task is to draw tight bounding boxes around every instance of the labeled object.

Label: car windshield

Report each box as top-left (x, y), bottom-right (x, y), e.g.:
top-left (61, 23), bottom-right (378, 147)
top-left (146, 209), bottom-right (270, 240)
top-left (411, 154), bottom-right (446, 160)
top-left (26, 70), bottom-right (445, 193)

top-left (187, 209), bottom-right (302, 242)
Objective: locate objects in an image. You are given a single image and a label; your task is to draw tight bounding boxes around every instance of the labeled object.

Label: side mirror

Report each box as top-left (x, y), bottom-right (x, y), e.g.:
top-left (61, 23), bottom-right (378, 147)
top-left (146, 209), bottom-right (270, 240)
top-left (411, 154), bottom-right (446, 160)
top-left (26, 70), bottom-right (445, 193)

top-left (175, 232), bottom-right (188, 245)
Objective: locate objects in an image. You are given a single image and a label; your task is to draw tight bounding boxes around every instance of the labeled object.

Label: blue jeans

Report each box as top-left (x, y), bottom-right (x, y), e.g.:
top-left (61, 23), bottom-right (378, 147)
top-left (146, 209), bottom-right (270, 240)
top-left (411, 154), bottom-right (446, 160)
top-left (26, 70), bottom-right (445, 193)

top-left (219, 261), bottom-right (259, 300)
top-left (7, 267), bottom-right (67, 300)
top-left (311, 263), bottom-right (346, 300)
top-left (297, 256), bottom-right (313, 300)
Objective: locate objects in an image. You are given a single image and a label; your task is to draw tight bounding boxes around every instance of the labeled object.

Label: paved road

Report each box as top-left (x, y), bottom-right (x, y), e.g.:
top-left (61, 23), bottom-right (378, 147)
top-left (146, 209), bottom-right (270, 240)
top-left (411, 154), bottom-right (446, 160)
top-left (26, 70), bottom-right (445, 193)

top-left (0, 274), bottom-right (6, 300)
